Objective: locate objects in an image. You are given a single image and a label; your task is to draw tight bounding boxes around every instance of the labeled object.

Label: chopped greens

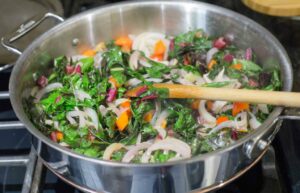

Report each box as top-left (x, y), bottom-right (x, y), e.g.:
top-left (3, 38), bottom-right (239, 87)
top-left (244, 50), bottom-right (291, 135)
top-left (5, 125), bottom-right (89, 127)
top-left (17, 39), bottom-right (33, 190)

top-left (25, 29), bottom-right (281, 163)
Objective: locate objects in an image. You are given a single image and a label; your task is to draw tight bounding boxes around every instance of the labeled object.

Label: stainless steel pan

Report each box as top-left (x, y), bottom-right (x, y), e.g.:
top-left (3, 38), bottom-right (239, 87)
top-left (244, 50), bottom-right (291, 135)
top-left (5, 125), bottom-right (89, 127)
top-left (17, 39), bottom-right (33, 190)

top-left (2, 1), bottom-right (300, 193)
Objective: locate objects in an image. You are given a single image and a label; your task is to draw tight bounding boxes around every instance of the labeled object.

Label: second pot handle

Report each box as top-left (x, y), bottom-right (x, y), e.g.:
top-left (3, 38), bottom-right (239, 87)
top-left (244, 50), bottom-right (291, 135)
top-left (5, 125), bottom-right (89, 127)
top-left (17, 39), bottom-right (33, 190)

top-left (1, 12), bottom-right (64, 56)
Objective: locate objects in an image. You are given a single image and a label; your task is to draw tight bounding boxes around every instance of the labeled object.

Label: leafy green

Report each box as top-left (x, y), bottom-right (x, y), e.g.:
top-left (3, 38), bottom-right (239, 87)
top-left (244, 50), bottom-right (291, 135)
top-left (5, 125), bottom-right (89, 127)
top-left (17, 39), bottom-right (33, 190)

top-left (83, 147), bottom-right (100, 157)
top-left (145, 60), bottom-right (171, 78)
top-left (167, 101), bottom-right (198, 139)
top-left (80, 57), bottom-right (94, 73)
top-left (129, 101), bottom-right (154, 133)
top-left (104, 112), bottom-right (117, 138)
top-left (181, 65), bottom-right (201, 75)
top-left (103, 46), bottom-right (124, 71)
top-left (111, 70), bottom-right (127, 85)
top-left (111, 150), bottom-right (126, 161)
top-left (202, 81), bottom-right (232, 88)
top-left (236, 59), bottom-right (262, 73)
top-left (169, 29), bottom-right (211, 59)
top-left (271, 70), bottom-right (281, 90)
top-left (141, 123), bottom-right (157, 138)
top-left (152, 150), bottom-right (176, 163)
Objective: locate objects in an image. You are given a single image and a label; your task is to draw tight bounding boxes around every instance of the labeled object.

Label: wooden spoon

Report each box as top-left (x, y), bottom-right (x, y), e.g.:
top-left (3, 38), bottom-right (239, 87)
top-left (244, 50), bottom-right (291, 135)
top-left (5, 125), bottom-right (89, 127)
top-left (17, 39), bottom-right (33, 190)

top-left (242, 0), bottom-right (300, 17)
top-left (125, 83), bottom-right (300, 107)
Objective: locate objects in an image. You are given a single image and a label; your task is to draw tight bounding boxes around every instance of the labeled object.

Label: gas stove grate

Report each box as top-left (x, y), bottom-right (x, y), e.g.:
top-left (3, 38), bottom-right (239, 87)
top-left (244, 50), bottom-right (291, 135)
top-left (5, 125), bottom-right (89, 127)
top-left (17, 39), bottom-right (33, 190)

top-left (0, 91), bottom-right (43, 193)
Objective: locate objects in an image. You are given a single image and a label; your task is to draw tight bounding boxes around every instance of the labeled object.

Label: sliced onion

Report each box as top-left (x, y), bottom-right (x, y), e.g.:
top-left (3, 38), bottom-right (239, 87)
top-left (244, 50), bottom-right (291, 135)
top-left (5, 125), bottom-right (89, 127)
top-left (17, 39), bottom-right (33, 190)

top-left (141, 137), bottom-right (191, 163)
top-left (66, 110), bottom-right (86, 127)
top-left (199, 100), bottom-right (216, 128)
top-left (136, 133), bottom-right (142, 144)
top-left (98, 105), bottom-right (108, 116)
top-left (54, 121), bottom-right (59, 129)
top-left (59, 142), bottom-right (70, 147)
top-left (84, 108), bottom-right (99, 130)
top-left (195, 76), bottom-right (206, 85)
top-left (214, 68), bottom-right (230, 82)
top-left (103, 143), bottom-right (125, 160)
top-left (206, 47), bottom-right (219, 65)
top-left (127, 78), bottom-right (142, 87)
top-left (176, 78), bottom-right (194, 85)
top-left (34, 83), bottom-right (63, 103)
top-left (155, 110), bottom-right (169, 128)
top-left (74, 90), bottom-right (91, 101)
top-left (168, 58), bottom-right (178, 66)
top-left (209, 120), bottom-right (236, 134)
top-left (212, 101), bottom-right (228, 114)
top-left (94, 52), bottom-right (103, 69)
top-left (129, 51), bottom-right (141, 70)
top-left (203, 73), bottom-right (212, 83)
top-left (221, 104), bottom-right (233, 113)
top-left (132, 32), bottom-right (165, 57)
top-left (122, 142), bottom-right (152, 163)
top-left (145, 78), bottom-right (163, 83)
top-left (248, 112), bottom-right (261, 130)
top-left (107, 103), bottom-right (121, 117)
top-left (258, 104), bottom-right (269, 114)
top-left (139, 58), bottom-right (152, 68)
top-left (153, 110), bottom-right (169, 139)
top-left (234, 112), bottom-right (248, 130)
top-left (45, 119), bottom-right (53, 125)
top-left (150, 101), bottom-right (161, 125)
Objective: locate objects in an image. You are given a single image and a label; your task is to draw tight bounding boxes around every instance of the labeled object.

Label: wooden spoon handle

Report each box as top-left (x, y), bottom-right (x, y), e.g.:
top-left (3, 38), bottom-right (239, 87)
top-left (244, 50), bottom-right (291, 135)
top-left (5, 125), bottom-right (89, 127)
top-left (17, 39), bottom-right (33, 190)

top-left (126, 83), bottom-right (300, 107)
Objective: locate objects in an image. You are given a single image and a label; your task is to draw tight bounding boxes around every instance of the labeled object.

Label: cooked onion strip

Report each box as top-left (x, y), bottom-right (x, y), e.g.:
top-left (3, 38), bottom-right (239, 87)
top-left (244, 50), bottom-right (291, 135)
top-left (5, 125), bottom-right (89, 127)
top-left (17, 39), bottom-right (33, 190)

top-left (103, 143), bottom-right (125, 160)
top-left (122, 142), bottom-right (152, 163)
top-left (199, 100), bottom-right (216, 128)
top-left (141, 137), bottom-right (191, 163)
top-left (34, 83), bottom-right (63, 102)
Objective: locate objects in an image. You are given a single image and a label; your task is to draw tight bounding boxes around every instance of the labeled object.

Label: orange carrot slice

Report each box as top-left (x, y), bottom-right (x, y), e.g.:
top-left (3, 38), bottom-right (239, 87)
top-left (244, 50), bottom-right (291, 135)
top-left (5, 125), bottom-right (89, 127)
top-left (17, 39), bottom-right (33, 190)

top-left (150, 40), bottom-right (166, 61)
top-left (232, 102), bottom-right (249, 116)
top-left (109, 76), bottom-right (120, 88)
top-left (115, 36), bottom-right (132, 52)
top-left (191, 99), bottom-right (200, 110)
top-left (82, 49), bottom-right (96, 57)
top-left (143, 110), bottom-right (154, 123)
top-left (116, 111), bottom-right (129, 131)
top-left (56, 131), bottom-right (64, 141)
top-left (230, 63), bottom-right (243, 70)
top-left (216, 116), bottom-right (229, 125)
top-left (208, 59), bottom-right (217, 70)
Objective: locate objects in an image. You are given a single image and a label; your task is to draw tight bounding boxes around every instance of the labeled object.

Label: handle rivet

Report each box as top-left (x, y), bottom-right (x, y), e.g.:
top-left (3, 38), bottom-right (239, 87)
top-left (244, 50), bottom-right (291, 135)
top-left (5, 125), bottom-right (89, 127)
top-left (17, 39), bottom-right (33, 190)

top-left (257, 140), bottom-right (268, 150)
top-left (72, 38), bottom-right (79, 46)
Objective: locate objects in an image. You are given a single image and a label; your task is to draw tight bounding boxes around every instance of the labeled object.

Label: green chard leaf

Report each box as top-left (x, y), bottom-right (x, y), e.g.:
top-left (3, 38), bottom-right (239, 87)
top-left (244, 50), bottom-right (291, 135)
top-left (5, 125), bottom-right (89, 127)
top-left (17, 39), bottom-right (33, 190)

top-left (80, 57), bottom-right (94, 73)
top-left (235, 59), bottom-right (262, 72)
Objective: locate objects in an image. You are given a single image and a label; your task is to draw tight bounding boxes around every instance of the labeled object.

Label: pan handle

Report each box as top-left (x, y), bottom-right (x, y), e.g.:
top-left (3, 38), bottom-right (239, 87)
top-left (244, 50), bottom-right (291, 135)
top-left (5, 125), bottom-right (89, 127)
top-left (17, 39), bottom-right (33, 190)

top-left (1, 12), bottom-right (64, 56)
top-left (244, 108), bottom-right (300, 159)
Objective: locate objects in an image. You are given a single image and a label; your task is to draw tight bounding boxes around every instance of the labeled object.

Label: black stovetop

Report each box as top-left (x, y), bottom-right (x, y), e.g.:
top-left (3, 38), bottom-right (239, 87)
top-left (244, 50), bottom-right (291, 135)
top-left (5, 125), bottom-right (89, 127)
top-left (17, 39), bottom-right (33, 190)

top-left (1, 1), bottom-right (300, 193)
